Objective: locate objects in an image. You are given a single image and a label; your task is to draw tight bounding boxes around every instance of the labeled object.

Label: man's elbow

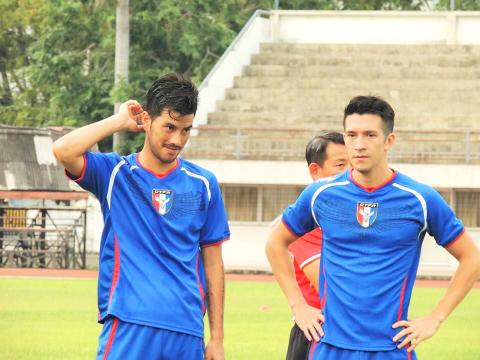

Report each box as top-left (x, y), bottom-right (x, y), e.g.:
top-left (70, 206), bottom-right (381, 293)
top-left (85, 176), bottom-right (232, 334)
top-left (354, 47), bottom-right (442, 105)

top-left (52, 139), bottom-right (65, 161)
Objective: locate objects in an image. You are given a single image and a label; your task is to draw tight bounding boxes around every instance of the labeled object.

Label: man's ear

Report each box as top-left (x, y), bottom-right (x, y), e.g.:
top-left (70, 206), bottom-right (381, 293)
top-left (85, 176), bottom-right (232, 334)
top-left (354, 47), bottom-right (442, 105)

top-left (308, 162), bottom-right (323, 181)
top-left (385, 132), bottom-right (396, 151)
top-left (142, 111), bottom-right (151, 122)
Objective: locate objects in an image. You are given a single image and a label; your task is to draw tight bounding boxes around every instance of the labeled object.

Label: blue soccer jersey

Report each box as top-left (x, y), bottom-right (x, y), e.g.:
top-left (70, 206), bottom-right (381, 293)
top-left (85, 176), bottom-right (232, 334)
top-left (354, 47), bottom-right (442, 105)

top-left (282, 169), bottom-right (464, 351)
top-left (67, 152), bottom-right (230, 338)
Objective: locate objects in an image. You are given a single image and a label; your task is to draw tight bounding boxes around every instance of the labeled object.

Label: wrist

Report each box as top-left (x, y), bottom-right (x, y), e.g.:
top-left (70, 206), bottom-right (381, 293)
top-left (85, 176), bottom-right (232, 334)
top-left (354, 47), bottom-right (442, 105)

top-left (209, 336), bottom-right (224, 343)
top-left (429, 311), bottom-right (445, 325)
top-left (290, 299), bottom-right (307, 311)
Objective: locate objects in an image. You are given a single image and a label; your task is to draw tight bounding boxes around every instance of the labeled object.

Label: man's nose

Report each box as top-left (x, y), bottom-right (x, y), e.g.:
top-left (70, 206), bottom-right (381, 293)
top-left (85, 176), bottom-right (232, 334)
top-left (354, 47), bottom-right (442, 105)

top-left (354, 135), bottom-right (366, 150)
top-left (169, 131), bottom-right (182, 146)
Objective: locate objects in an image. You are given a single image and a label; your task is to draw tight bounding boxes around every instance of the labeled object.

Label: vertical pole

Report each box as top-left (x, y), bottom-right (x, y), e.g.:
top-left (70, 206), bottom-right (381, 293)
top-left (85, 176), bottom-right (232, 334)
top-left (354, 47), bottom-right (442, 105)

top-left (39, 209), bottom-right (47, 268)
top-left (112, 0), bottom-right (130, 152)
top-left (82, 210), bottom-right (87, 269)
top-left (450, 0), bottom-right (455, 11)
top-left (0, 207), bottom-right (3, 266)
top-left (274, 0), bottom-right (279, 10)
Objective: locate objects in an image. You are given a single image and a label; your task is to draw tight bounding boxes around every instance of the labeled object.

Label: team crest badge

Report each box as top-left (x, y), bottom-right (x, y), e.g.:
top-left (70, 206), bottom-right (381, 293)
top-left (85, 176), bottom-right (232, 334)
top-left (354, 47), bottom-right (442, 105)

top-left (152, 190), bottom-right (173, 215)
top-left (356, 202), bottom-right (378, 228)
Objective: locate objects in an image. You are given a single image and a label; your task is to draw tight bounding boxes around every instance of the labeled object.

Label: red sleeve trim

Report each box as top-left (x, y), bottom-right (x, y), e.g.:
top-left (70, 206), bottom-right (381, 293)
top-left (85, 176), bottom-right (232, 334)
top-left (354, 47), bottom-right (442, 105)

top-left (64, 153), bottom-right (87, 183)
top-left (445, 229), bottom-right (466, 249)
top-left (201, 237), bottom-right (229, 248)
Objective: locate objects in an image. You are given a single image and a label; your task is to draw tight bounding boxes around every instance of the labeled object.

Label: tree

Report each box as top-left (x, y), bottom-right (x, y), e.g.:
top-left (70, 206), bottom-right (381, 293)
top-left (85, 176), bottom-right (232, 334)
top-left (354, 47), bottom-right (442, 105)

top-left (436, 0), bottom-right (480, 10)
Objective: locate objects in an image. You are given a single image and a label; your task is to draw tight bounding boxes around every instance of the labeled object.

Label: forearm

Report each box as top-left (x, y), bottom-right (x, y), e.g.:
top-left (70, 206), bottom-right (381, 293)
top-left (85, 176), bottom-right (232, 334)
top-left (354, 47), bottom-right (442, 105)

top-left (266, 232), bottom-right (304, 309)
top-left (53, 114), bottom-right (124, 162)
top-left (430, 253), bottom-right (480, 322)
top-left (204, 248), bottom-right (225, 341)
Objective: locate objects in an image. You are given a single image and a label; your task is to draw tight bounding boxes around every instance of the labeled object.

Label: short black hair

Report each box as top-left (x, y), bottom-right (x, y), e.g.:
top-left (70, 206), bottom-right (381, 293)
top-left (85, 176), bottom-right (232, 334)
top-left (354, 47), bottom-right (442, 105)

top-left (305, 132), bottom-right (345, 166)
top-left (145, 72), bottom-right (198, 119)
top-left (343, 96), bottom-right (395, 135)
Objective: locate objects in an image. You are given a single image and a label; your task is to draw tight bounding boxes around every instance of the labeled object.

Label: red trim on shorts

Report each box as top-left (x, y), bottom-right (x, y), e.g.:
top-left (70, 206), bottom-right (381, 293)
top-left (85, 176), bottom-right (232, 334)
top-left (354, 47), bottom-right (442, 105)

top-left (64, 153), bottom-right (87, 182)
top-left (308, 340), bottom-right (318, 360)
top-left (102, 318), bottom-right (119, 360)
top-left (136, 153), bottom-right (179, 178)
top-left (108, 235), bottom-right (121, 304)
top-left (349, 168), bottom-right (396, 192)
top-left (397, 275), bottom-right (408, 321)
top-left (445, 229), bottom-right (465, 249)
top-left (196, 253), bottom-right (206, 315)
top-left (407, 350), bottom-right (412, 360)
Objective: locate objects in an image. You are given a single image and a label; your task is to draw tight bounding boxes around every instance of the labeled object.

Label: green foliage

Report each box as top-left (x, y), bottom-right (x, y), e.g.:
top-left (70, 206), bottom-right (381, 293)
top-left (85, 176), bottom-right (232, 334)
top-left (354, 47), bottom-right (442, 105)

top-left (436, 0), bottom-right (480, 10)
top-left (338, 0), bottom-right (428, 10)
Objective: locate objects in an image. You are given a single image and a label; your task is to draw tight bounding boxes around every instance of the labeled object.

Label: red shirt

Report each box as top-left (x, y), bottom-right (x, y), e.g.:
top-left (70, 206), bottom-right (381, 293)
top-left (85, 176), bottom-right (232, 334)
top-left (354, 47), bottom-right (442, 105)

top-left (288, 228), bottom-right (322, 309)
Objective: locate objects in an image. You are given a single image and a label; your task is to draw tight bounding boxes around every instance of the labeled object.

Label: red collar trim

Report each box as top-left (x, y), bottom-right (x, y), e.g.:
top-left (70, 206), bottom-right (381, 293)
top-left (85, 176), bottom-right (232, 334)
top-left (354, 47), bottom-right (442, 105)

top-left (349, 168), bottom-right (396, 193)
top-left (135, 153), bottom-right (179, 178)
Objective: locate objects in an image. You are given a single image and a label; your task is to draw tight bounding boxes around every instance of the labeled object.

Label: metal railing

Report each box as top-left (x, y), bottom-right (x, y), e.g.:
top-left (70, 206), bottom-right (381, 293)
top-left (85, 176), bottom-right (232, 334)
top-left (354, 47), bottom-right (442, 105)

top-left (0, 206), bottom-right (87, 269)
top-left (183, 126), bottom-right (480, 164)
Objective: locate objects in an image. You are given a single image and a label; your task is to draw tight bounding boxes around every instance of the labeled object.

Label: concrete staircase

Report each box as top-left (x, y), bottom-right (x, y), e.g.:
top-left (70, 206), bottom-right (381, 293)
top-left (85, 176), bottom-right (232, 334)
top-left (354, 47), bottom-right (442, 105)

top-left (185, 43), bottom-right (480, 163)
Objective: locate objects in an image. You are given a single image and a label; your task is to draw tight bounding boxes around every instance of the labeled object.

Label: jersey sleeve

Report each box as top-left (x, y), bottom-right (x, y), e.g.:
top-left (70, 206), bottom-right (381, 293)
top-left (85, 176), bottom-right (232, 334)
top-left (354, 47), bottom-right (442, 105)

top-left (282, 183), bottom-right (318, 237)
top-left (288, 229), bottom-right (322, 269)
top-left (200, 174), bottom-right (230, 247)
top-left (65, 151), bottom-right (120, 203)
top-left (425, 189), bottom-right (465, 247)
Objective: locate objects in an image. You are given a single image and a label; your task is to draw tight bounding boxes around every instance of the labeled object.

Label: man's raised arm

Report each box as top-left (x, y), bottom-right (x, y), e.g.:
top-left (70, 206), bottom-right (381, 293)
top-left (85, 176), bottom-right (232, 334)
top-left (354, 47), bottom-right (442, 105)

top-left (52, 100), bottom-right (144, 177)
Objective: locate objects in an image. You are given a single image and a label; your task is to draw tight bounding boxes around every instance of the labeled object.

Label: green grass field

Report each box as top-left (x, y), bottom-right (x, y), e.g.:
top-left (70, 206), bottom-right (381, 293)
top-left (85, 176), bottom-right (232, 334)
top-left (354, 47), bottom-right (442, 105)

top-left (0, 278), bottom-right (479, 359)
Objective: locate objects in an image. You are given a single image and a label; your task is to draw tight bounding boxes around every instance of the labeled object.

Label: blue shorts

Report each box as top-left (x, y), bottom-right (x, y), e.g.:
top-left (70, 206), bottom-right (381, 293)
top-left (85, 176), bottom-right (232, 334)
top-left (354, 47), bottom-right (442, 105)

top-left (308, 341), bottom-right (418, 360)
top-left (96, 317), bottom-right (204, 360)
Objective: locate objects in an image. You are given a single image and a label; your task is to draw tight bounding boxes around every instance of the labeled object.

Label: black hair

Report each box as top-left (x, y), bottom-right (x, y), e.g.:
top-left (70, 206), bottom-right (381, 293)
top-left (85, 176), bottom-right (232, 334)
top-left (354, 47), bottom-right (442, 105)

top-left (145, 72), bottom-right (198, 119)
top-left (343, 96), bottom-right (395, 135)
top-left (305, 132), bottom-right (345, 166)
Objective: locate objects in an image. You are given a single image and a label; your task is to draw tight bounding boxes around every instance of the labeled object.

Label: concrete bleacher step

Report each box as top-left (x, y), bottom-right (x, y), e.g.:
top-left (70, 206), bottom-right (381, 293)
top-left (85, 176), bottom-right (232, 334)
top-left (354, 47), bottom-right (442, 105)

top-left (216, 100), bottom-right (480, 117)
top-left (259, 43), bottom-right (480, 56)
top-left (251, 53), bottom-right (480, 68)
top-left (233, 77), bottom-right (480, 91)
top-left (207, 111), bottom-right (479, 130)
top-left (224, 88), bottom-right (477, 103)
top-left (243, 64), bottom-right (480, 79)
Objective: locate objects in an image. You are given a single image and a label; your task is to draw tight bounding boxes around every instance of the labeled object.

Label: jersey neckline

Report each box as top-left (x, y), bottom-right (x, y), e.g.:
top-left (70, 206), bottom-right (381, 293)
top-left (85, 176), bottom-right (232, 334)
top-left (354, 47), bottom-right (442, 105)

top-left (135, 153), bottom-right (181, 179)
top-left (348, 168), bottom-right (396, 193)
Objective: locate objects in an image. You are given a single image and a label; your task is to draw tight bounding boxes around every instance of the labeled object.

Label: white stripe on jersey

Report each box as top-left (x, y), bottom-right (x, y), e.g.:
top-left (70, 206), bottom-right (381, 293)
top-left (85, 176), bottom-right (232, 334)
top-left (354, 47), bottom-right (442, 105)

top-left (393, 183), bottom-right (428, 234)
top-left (310, 181), bottom-right (350, 227)
top-left (180, 168), bottom-right (211, 201)
top-left (107, 159), bottom-right (126, 208)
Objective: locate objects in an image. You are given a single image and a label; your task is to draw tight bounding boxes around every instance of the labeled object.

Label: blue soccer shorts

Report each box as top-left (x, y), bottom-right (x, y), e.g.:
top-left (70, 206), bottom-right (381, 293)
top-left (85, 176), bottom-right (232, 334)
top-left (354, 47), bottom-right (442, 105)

top-left (96, 317), bottom-right (204, 360)
top-left (308, 341), bottom-right (418, 360)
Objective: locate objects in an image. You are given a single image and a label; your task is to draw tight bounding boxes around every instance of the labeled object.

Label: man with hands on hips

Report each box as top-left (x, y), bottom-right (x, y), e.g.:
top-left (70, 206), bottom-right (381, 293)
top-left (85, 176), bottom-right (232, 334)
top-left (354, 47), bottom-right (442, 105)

top-left (266, 96), bottom-right (480, 360)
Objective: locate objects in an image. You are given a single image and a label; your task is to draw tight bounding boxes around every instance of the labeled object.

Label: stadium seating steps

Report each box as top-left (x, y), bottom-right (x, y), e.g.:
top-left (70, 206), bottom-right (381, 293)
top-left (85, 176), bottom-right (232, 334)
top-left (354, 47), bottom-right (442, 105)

top-left (184, 43), bottom-right (480, 163)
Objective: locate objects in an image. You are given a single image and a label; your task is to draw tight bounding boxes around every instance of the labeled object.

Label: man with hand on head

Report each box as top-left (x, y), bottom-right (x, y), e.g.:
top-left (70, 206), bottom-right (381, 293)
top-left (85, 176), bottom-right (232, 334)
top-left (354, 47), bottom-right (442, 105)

top-left (267, 96), bottom-right (480, 360)
top-left (53, 72), bottom-right (230, 360)
top-left (286, 132), bottom-right (348, 360)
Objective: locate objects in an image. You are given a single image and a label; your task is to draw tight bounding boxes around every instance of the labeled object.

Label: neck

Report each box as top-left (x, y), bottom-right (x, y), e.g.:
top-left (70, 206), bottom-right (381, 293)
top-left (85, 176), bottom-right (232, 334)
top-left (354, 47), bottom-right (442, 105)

top-left (138, 147), bottom-right (177, 175)
top-left (351, 164), bottom-right (393, 189)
